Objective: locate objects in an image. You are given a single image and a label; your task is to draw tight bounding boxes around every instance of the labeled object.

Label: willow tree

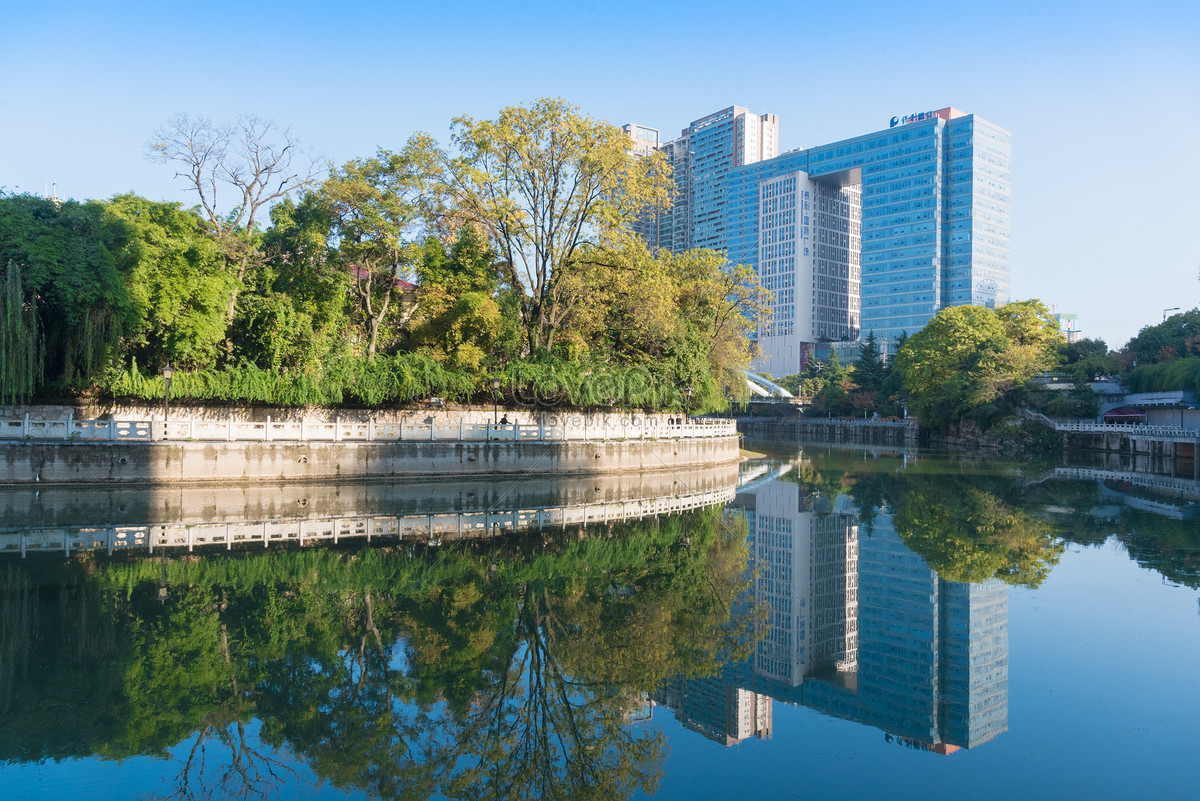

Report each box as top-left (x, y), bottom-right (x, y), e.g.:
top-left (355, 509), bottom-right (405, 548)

top-left (438, 98), bottom-right (672, 355)
top-left (0, 195), bottom-right (130, 391)
top-left (0, 262), bottom-right (42, 404)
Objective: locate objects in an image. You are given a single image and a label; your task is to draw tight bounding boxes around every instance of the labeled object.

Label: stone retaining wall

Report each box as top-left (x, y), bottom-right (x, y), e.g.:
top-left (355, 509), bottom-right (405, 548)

top-left (0, 437), bottom-right (741, 485)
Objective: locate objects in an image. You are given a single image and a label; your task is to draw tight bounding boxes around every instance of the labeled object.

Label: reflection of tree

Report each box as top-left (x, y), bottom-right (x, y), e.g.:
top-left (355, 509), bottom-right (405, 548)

top-left (0, 509), bottom-right (751, 801)
top-left (849, 473), bottom-right (1064, 587)
top-left (444, 582), bottom-right (663, 801)
top-left (416, 511), bottom-right (753, 801)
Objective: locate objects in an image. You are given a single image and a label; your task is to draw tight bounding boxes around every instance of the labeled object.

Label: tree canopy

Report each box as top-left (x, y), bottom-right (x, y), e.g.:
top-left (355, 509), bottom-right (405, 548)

top-left (0, 99), bottom-right (765, 414)
top-left (894, 300), bottom-right (1063, 431)
top-left (438, 98), bottom-right (673, 355)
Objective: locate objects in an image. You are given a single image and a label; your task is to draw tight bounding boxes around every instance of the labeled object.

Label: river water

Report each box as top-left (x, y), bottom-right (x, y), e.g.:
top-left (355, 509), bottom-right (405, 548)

top-left (1, 441), bottom-right (1197, 800)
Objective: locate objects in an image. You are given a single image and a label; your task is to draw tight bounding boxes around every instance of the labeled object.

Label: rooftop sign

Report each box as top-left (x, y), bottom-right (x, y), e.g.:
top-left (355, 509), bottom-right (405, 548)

top-left (889, 108), bottom-right (965, 128)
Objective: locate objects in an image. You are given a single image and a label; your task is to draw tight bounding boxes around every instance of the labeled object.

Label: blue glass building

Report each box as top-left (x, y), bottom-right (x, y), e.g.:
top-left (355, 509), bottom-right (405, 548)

top-left (652, 107), bottom-right (1012, 361)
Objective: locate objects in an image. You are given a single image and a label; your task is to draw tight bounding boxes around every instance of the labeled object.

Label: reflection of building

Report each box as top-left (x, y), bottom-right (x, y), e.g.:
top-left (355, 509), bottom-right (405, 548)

top-left (751, 480), bottom-right (858, 687)
top-left (725, 466), bottom-right (1009, 752)
top-left (796, 512), bottom-right (1007, 750)
top-left (653, 676), bottom-right (772, 746)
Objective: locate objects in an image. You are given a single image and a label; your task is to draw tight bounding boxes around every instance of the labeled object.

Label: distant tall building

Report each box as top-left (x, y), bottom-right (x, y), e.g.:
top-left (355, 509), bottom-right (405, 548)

top-left (757, 172), bottom-right (862, 370)
top-left (631, 105), bottom-right (1011, 371)
top-left (621, 123), bottom-right (661, 157)
top-left (1053, 312), bottom-right (1081, 344)
top-left (625, 106), bottom-right (778, 253)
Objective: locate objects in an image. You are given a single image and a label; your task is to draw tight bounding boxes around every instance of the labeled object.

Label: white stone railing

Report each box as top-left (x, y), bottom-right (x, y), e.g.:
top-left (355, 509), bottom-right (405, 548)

top-left (1053, 421), bottom-right (1200, 439)
top-left (0, 413), bottom-right (737, 444)
top-left (0, 415), bottom-right (152, 441)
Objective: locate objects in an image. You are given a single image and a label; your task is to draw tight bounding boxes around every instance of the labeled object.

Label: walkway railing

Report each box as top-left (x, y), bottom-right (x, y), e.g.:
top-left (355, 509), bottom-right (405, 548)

top-left (0, 487), bottom-right (737, 557)
top-left (1052, 420), bottom-right (1200, 439)
top-left (0, 414), bottom-right (737, 444)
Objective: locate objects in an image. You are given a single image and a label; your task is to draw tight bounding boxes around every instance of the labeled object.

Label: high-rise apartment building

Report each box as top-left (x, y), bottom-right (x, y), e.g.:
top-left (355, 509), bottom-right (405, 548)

top-left (629, 105), bottom-right (1011, 373)
top-left (627, 107), bottom-right (779, 253)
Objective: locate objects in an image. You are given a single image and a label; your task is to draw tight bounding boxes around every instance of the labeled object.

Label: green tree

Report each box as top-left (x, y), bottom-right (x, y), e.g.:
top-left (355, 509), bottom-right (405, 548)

top-left (1122, 308), bottom-right (1200, 366)
top-left (0, 261), bottom-right (42, 404)
top-left (1061, 337), bottom-right (1118, 382)
top-left (436, 98), bottom-right (672, 354)
top-left (853, 331), bottom-right (886, 394)
top-left (318, 143), bottom-right (439, 356)
top-left (102, 194), bottom-right (233, 370)
top-left (148, 114), bottom-right (321, 355)
top-left (243, 194), bottom-right (351, 371)
top-left (895, 301), bottom-right (1063, 431)
top-left (409, 230), bottom-right (518, 371)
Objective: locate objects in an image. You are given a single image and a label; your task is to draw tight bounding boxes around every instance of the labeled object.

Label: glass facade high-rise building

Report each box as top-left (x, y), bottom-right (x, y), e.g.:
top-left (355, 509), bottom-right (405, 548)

top-left (630, 105), bottom-right (1012, 371)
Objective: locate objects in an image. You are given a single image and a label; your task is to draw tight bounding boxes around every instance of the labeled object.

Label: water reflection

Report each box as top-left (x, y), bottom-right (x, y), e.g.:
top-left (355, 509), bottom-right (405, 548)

top-left (3, 447), bottom-right (1200, 798)
top-left (0, 489), bottom-right (751, 800)
top-left (653, 460), bottom-right (1008, 754)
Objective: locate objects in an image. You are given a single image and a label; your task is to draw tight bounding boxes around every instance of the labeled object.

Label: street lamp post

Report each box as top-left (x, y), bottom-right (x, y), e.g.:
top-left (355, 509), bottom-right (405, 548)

top-left (160, 364), bottom-right (176, 440)
top-left (683, 386), bottom-right (693, 420)
top-left (1164, 307), bottom-right (1181, 322)
top-left (491, 378), bottom-right (501, 425)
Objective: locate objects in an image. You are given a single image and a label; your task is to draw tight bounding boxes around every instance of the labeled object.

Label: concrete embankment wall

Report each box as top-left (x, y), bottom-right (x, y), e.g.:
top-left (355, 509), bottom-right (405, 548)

top-left (738, 418), bottom-right (919, 446)
top-left (0, 437), bottom-right (740, 485)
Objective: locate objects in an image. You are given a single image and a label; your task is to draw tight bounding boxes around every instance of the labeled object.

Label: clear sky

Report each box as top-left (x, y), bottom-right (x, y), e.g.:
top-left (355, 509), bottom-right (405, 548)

top-left (2, 0), bottom-right (1197, 349)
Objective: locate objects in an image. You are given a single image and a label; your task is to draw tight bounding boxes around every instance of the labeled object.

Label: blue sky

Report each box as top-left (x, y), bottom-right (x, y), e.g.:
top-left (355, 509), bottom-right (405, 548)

top-left (2, 0), bottom-right (1197, 348)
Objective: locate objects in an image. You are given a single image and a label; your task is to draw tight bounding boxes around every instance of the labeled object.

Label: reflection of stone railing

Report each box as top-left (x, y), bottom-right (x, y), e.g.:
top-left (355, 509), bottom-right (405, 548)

top-left (0, 414), bottom-right (736, 443)
top-left (1, 486), bottom-right (736, 557)
top-left (1052, 467), bottom-right (1200, 497)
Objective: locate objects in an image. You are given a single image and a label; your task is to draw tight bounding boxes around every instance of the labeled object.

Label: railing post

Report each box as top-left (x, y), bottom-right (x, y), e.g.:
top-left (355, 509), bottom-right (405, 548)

top-left (367, 418), bottom-right (375, 442)
top-left (539, 420), bottom-right (545, 441)
top-left (300, 417), bottom-right (307, 441)
top-left (459, 417), bottom-right (464, 441)
top-left (265, 415), bottom-right (272, 442)
top-left (66, 410), bottom-right (73, 438)
top-left (513, 422), bottom-right (520, 441)
top-left (23, 413), bottom-right (29, 439)
top-left (189, 418), bottom-right (196, 440)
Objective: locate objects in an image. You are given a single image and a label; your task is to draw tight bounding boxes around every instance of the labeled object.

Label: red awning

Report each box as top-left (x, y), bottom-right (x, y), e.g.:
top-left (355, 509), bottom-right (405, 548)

top-left (1103, 406), bottom-right (1146, 422)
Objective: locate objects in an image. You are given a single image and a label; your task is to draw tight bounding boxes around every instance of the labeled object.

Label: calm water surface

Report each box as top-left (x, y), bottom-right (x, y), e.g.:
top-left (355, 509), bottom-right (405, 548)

top-left (1, 443), bottom-right (1197, 800)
